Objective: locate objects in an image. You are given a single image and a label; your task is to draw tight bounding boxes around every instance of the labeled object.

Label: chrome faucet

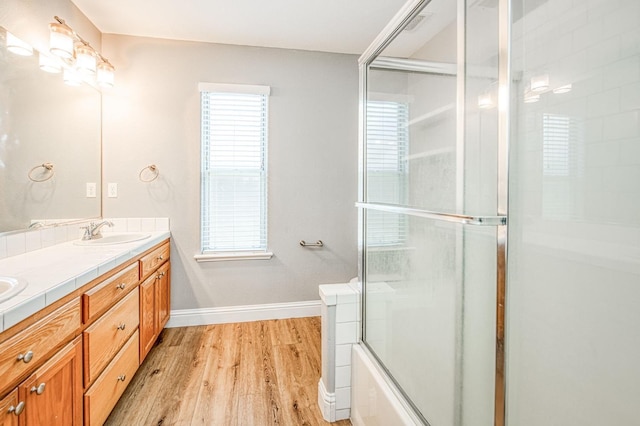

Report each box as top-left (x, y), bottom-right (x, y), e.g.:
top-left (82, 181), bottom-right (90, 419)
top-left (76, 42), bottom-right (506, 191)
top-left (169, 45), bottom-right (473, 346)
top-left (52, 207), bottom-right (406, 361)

top-left (81, 221), bottom-right (114, 240)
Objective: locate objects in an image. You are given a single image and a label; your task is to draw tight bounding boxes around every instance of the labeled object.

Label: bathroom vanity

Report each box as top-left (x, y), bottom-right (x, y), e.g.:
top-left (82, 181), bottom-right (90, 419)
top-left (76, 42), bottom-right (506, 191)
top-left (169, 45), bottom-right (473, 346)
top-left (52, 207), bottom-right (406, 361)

top-left (0, 233), bottom-right (170, 425)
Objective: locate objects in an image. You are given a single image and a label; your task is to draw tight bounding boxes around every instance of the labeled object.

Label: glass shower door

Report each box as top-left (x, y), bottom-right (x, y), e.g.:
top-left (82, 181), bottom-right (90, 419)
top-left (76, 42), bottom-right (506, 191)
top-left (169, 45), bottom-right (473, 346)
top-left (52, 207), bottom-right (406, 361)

top-left (358, 0), bottom-right (505, 424)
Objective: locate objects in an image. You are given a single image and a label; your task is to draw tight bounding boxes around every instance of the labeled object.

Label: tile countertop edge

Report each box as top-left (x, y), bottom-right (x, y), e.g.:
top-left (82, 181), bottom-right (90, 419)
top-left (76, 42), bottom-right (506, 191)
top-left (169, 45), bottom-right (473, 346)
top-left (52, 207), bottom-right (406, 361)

top-left (0, 231), bottom-right (171, 332)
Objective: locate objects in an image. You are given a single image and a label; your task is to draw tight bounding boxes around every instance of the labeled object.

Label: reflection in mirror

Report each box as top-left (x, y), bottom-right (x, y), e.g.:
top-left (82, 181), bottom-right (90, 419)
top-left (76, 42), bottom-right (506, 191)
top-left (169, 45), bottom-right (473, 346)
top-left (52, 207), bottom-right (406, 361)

top-left (0, 27), bottom-right (101, 234)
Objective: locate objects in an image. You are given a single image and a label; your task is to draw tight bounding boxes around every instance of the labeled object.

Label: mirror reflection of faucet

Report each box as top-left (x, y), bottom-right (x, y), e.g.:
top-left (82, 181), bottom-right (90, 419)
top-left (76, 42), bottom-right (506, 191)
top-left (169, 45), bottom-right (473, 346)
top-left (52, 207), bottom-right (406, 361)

top-left (81, 221), bottom-right (114, 241)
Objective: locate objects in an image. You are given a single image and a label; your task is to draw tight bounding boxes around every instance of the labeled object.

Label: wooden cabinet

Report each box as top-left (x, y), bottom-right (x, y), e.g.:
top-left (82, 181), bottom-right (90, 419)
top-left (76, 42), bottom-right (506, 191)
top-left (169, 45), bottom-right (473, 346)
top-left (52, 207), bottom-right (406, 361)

top-left (82, 263), bottom-right (138, 323)
top-left (0, 238), bottom-right (170, 425)
top-left (19, 336), bottom-right (82, 425)
top-left (0, 299), bottom-right (81, 397)
top-left (139, 242), bottom-right (170, 280)
top-left (0, 389), bottom-right (19, 426)
top-left (83, 290), bottom-right (140, 386)
top-left (139, 274), bottom-right (157, 363)
top-left (156, 262), bottom-right (170, 330)
top-left (84, 331), bottom-right (139, 426)
top-left (139, 258), bottom-right (170, 363)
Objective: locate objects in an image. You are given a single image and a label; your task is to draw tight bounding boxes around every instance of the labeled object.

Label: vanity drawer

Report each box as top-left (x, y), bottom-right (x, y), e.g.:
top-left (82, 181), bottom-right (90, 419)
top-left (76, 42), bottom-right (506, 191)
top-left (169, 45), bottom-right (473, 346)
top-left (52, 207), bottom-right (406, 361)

top-left (83, 263), bottom-right (139, 323)
top-left (139, 241), bottom-right (170, 279)
top-left (83, 289), bottom-right (139, 386)
top-left (84, 330), bottom-right (139, 426)
top-left (0, 299), bottom-right (81, 395)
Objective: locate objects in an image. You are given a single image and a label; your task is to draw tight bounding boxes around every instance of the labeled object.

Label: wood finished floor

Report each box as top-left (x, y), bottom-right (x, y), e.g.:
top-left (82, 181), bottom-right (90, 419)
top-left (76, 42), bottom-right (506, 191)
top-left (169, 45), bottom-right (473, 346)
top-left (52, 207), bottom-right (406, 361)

top-left (106, 317), bottom-right (351, 426)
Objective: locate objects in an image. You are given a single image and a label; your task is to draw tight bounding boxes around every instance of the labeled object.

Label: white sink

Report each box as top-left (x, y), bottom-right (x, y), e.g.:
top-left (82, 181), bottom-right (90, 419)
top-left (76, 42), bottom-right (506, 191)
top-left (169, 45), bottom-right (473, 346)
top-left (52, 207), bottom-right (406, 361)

top-left (74, 233), bottom-right (151, 246)
top-left (0, 276), bottom-right (28, 303)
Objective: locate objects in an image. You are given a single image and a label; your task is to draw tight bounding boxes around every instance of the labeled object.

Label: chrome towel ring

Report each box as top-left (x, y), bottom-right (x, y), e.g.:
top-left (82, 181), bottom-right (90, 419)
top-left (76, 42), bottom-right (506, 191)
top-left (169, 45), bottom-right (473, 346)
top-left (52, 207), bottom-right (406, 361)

top-left (139, 164), bottom-right (159, 182)
top-left (28, 163), bottom-right (55, 182)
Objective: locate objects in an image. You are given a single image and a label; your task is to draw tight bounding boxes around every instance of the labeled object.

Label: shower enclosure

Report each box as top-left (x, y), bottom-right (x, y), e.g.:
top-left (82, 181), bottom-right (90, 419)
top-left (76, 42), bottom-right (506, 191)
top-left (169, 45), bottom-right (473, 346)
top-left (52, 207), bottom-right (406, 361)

top-left (358, 0), bottom-right (506, 424)
top-left (357, 0), bottom-right (640, 425)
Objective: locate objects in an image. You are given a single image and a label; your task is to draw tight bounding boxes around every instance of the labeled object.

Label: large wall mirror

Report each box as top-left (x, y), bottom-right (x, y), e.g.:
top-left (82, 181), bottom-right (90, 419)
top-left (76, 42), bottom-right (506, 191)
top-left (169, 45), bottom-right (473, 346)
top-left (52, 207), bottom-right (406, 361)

top-left (0, 27), bottom-right (101, 234)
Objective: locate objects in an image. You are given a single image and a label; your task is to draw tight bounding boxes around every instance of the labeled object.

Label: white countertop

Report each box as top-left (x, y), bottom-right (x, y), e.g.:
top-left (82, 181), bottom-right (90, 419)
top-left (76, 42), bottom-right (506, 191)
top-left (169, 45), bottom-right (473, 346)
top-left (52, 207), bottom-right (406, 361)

top-left (0, 231), bottom-right (171, 333)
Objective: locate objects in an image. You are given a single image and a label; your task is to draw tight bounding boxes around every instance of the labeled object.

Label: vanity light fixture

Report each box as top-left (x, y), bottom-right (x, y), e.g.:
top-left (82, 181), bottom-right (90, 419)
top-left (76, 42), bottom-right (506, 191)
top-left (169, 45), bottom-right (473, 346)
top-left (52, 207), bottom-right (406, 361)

top-left (49, 21), bottom-right (74, 60)
top-left (75, 42), bottom-right (97, 75)
top-left (49, 16), bottom-right (115, 87)
top-left (39, 54), bottom-right (62, 73)
top-left (552, 84), bottom-right (572, 94)
top-left (530, 74), bottom-right (549, 92)
top-left (6, 31), bottom-right (33, 56)
top-left (478, 92), bottom-right (494, 109)
top-left (523, 91), bottom-right (540, 103)
top-left (96, 60), bottom-right (115, 88)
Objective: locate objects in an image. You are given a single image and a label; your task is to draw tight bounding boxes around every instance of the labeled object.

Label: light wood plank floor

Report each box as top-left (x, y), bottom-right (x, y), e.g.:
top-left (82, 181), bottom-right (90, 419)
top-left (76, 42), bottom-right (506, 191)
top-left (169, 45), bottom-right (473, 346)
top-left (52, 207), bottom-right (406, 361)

top-left (106, 317), bottom-right (351, 426)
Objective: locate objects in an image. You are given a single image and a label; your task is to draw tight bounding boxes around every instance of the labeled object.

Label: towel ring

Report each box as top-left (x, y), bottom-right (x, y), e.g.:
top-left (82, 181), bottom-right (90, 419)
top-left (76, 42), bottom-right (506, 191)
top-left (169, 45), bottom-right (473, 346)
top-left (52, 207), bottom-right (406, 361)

top-left (139, 164), bottom-right (159, 182)
top-left (28, 163), bottom-right (55, 182)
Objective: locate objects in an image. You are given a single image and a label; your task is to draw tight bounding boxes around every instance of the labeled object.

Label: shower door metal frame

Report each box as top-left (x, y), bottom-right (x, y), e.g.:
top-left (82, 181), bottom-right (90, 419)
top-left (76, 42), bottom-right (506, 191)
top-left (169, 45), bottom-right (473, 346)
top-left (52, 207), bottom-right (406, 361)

top-left (357, 0), bottom-right (510, 425)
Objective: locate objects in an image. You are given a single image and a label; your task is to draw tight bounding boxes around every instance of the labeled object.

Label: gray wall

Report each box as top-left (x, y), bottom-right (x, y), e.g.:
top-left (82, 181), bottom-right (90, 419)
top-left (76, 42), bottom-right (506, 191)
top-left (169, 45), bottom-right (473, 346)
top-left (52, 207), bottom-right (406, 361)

top-left (101, 35), bottom-right (359, 310)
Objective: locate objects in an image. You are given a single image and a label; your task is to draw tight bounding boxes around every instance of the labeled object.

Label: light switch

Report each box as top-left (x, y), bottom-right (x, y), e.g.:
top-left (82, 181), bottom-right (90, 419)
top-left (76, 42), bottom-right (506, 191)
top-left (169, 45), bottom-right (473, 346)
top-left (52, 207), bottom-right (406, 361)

top-left (86, 182), bottom-right (96, 198)
top-left (108, 183), bottom-right (118, 198)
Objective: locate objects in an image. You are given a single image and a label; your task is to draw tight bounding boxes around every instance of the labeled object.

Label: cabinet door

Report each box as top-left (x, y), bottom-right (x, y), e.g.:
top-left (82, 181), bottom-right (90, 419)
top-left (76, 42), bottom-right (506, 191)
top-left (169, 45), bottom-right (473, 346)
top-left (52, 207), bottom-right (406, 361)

top-left (139, 274), bottom-right (157, 363)
top-left (156, 262), bottom-right (170, 332)
top-left (0, 389), bottom-right (20, 426)
top-left (20, 336), bottom-right (82, 426)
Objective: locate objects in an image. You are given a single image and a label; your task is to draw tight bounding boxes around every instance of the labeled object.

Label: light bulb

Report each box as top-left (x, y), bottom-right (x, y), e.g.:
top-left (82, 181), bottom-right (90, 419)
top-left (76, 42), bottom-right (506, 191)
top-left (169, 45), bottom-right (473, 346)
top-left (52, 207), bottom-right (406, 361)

top-left (6, 32), bottom-right (33, 56)
top-left (39, 54), bottom-right (62, 73)
top-left (96, 61), bottom-right (115, 88)
top-left (49, 22), bottom-right (74, 60)
top-left (75, 43), bottom-right (96, 75)
top-left (530, 74), bottom-right (549, 92)
top-left (552, 84), bottom-right (572, 94)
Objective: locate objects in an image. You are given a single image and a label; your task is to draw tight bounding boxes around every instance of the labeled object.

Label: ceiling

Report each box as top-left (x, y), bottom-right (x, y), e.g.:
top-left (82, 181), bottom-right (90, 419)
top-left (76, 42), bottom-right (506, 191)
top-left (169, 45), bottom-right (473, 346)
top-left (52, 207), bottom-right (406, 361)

top-left (70, 0), bottom-right (409, 55)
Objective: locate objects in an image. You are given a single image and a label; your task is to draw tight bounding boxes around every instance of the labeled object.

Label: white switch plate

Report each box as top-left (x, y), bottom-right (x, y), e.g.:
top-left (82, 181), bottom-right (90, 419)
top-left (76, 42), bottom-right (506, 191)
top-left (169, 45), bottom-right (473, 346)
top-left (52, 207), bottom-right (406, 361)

top-left (108, 183), bottom-right (118, 198)
top-left (86, 182), bottom-right (96, 198)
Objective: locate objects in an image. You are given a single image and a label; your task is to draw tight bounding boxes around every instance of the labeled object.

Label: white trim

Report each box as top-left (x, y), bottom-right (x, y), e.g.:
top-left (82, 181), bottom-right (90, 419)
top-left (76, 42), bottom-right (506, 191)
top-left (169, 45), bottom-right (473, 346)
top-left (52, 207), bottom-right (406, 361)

top-left (318, 379), bottom-right (338, 422)
top-left (198, 82), bottom-right (271, 95)
top-left (166, 300), bottom-right (321, 328)
top-left (194, 251), bottom-right (273, 262)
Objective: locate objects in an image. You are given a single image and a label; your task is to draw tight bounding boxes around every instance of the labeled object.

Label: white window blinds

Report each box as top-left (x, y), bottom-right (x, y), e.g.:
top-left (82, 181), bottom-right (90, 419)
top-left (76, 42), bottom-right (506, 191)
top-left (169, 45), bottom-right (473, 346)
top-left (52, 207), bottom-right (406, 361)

top-left (366, 100), bottom-right (409, 246)
top-left (200, 83), bottom-right (269, 253)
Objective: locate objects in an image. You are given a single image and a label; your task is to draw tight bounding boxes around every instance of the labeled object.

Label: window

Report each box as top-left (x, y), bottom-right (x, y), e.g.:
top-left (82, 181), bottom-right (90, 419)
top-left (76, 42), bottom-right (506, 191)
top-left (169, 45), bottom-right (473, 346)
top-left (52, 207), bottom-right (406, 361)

top-left (198, 83), bottom-right (271, 260)
top-left (366, 100), bottom-right (409, 246)
top-left (542, 113), bottom-right (584, 219)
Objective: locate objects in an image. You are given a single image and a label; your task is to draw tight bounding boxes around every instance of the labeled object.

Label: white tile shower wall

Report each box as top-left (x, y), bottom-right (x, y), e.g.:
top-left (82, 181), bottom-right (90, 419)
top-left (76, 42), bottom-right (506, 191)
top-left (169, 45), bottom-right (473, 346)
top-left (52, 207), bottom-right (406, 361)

top-left (0, 218), bottom-right (170, 261)
top-left (508, 0), bottom-right (640, 425)
top-left (319, 284), bottom-right (359, 422)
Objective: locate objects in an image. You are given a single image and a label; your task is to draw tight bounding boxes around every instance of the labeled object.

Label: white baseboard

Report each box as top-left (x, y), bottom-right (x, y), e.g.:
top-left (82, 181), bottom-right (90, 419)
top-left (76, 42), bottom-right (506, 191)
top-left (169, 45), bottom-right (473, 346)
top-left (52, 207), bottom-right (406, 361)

top-left (166, 300), bottom-right (321, 328)
top-left (318, 379), bottom-right (337, 422)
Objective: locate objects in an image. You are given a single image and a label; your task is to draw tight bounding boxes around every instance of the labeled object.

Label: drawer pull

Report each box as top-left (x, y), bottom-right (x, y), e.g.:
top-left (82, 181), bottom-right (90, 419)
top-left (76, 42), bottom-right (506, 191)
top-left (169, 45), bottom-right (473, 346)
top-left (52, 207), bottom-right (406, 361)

top-left (157, 255), bottom-right (164, 261)
top-left (8, 401), bottom-right (25, 416)
top-left (17, 351), bottom-right (34, 363)
top-left (30, 383), bottom-right (46, 395)
top-left (116, 283), bottom-right (126, 290)
top-left (117, 323), bottom-right (126, 331)
top-left (157, 271), bottom-right (165, 278)
top-left (117, 374), bottom-right (127, 382)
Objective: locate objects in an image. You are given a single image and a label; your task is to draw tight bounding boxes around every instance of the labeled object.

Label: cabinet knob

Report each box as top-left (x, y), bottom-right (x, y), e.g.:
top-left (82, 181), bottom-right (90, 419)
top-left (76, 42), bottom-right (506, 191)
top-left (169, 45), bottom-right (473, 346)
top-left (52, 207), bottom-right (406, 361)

top-left (17, 351), bottom-right (34, 363)
top-left (8, 401), bottom-right (25, 416)
top-left (117, 374), bottom-right (126, 382)
top-left (157, 255), bottom-right (163, 261)
top-left (30, 383), bottom-right (46, 395)
top-left (157, 271), bottom-right (165, 279)
top-left (116, 283), bottom-right (126, 290)
top-left (117, 323), bottom-right (126, 331)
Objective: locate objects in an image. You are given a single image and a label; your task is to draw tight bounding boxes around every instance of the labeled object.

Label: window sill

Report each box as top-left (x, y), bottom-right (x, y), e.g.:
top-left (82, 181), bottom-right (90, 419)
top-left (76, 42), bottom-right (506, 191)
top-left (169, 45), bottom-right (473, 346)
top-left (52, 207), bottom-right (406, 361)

top-left (194, 251), bottom-right (274, 262)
